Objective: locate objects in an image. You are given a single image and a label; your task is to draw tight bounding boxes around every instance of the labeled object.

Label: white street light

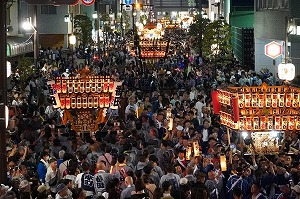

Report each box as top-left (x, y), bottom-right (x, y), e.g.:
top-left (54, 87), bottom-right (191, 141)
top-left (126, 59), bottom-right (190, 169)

top-left (278, 62), bottom-right (295, 81)
top-left (22, 18), bottom-right (33, 31)
top-left (64, 14), bottom-right (72, 22)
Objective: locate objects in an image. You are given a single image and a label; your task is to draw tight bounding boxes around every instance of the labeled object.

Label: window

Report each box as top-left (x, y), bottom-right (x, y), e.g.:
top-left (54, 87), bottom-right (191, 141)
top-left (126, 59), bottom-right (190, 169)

top-left (41, 5), bottom-right (57, 15)
top-left (256, 0), bottom-right (289, 11)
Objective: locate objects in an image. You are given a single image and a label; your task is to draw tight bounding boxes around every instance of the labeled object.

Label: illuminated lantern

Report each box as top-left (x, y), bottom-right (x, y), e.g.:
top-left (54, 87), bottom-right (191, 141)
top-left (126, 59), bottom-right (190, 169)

top-left (103, 82), bottom-right (108, 92)
top-left (293, 94), bottom-right (299, 108)
top-left (275, 116), bottom-right (281, 130)
top-left (289, 116), bottom-right (295, 130)
top-left (232, 97), bottom-right (240, 122)
top-left (251, 94), bottom-right (257, 107)
top-left (77, 97), bottom-right (82, 109)
top-left (266, 94), bottom-right (271, 107)
top-left (97, 81), bottom-right (102, 93)
top-left (245, 94), bottom-right (251, 107)
top-left (86, 81), bottom-right (90, 93)
top-left (168, 118), bottom-right (173, 130)
top-left (193, 142), bottom-right (200, 157)
top-left (296, 117), bottom-right (300, 130)
top-left (74, 82), bottom-right (79, 93)
top-left (282, 116), bottom-right (288, 130)
top-left (65, 97), bottom-right (71, 109)
top-left (286, 93), bottom-right (292, 107)
top-left (80, 81), bottom-right (85, 93)
top-left (253, 117), bottom-right (259, 130)
top-left (260, 116), bottom-right (266, 130)
top-left (279, 94), bottom-right (285, 107)
top-left (220, 155), bottom-right (227, 171)
top-left (186, 146), bottom-right (192, 161)
top-left (272, 94), bottom-right (278, 107)
top-left (211, 91), bottom-right (221, 114)
top-left (99, 95), bottom-right (104, 108)
top-left (56, 77), bottom-right (62, 93)
top-left (239, 117), bottom-right (245, 130)
top-left (258, 94), bottom-right (264, 107)
top-left (71, 96), bottom-right (76, 109)
top-left (267, 117), bottom-right (273, 130)
top-left (60, 97), bottom-right (66, 109)
top-left (91, 82), bottom-right (96, 92)
top-left (88, 96), bottom-right (93, 108)
top-left (246, 117), bottom-right (252, 130)
top-left (278, 63), bottom-right (295, 81)
top-left (104, 95), bottom-right (110, 107)
top-left (82, 96), bottom-right (87, 109)
top-left (109, 82), bottom-right (114, 93)
top-left (94, 96), bottom-right (99, 108)
top-left (68, 79), bottom-right (74, 93)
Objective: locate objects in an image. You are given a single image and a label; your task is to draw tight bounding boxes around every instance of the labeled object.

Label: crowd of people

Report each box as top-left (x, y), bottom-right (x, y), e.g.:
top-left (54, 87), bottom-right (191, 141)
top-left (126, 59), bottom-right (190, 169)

top-left (3, 39), bottom-right (299, 199)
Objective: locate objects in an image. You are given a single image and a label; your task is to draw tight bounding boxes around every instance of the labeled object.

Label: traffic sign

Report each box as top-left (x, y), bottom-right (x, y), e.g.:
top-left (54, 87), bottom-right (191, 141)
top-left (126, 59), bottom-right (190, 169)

top-left (125, 5), bottom-right (132, 11)
top-left (265, 41), bottom-right (282, 59)
top-left (82, 0), bottom-right (95, 6)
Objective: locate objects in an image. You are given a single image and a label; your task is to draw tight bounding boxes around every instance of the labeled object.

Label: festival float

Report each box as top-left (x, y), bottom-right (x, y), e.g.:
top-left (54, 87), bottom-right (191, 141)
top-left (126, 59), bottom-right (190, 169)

top-left (47, 67), bottom-right (122, 133)
top-left (212, 83), bottom-right (300, 155)
top-left (129, 22), bottom-right (169, 65)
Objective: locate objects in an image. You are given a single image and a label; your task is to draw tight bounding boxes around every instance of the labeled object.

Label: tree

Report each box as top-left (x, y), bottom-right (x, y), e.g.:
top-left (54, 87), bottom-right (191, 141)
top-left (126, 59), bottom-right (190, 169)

top-left (189, 15), bottom-right (233, 63)
top-left (73, 15), bottom-right (93, 47)
top-left (115, 11), bottom-right (131, 34)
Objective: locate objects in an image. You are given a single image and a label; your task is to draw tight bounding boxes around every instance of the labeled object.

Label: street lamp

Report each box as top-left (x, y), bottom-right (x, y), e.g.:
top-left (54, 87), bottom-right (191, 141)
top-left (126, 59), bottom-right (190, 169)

top-left (69, 34), bottom-right (76, 67)
top-left (22, 17), bottom-right (38, 67)
top-left (92, 11), bottom-right (101, 57)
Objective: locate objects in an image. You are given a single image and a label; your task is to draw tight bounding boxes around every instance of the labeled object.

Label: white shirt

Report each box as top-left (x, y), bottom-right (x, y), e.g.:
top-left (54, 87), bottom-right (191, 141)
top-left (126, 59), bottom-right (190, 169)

top-left (202, 129), bottom-right (208, 142)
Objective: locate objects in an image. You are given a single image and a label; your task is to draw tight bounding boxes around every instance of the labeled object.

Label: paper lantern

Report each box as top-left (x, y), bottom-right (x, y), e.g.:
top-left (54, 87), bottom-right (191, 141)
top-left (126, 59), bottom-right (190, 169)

top-left (293, 94), bottom-right (298, 108)
top-left (251, 94), bottom-right (257, 107)
top-left (109, 82), bottom-right (114, 93)
top-left (91, 82), bottom-right (96, 92)
top-left (286, 93), bottom-right (292, 107)
top-left (232, 97), bottom-right (240, 122)
top-left (168, 118), bottom-right (173, 130)
top-left (245, 94), bottom-right (251, 107)
top-left (193, 142), bottom-right (200, 157)
top-left (296, 117), bottom-right (300, 130)
top-left (71, 97), bottom-right (76, 109)
top-left (88, 97), bottom-right (93, 108)
top-left (80, 82), bottom-right (85, 93)
top-left (239, 117), bottom-right (245, 130)
top-left (82, 97), bottom-right (87, 109)
top-left (86, 82), bottom-right (90, 93)
top-left (211, 91), bottom-right (221, 114)
top-left (253, 117), bottom-right (259, 130)
top-left (77, 97), bottom-right (81, 109)
top-left (94, 96), bottom-right (99, 108)
top-left (186, 146), bottom-right (192, 161)
top-left (272, 94), bottom-right (278, 107)
top-left (103, 82), bottom-right (108, 92)
top-left (275, 116), bottom-right (281, 130)
top-left (99, 96), bottom-right (104, 108)
top-left (62, 83), bottom-right (67, 94)
top-left (59, 97), bottom-right (65, 109)
top-left (68, 80), bottom-right (74, 93)
top-left (278, 63), bottom-right (295, 81)
top-left (278, 94), bottom-right (285, 107)
top-left (266, 94), bottom-right (271, 107)
top-left (289, 116), bottom-right (295, 130)
top-left (282, 116), bottom-right (288, 130)
top-left (220, 155), bottom-right (227, 171)
top-left (267, 117), bottom-right (273, 130)
top-left (65, 97), bottom-right (71, 109)
top-left (74, 82), bottom-right (79, 93)
top-left (104, 95), bottom-right (110, 107)
top-left (258, 94), bottom-right (264, 107)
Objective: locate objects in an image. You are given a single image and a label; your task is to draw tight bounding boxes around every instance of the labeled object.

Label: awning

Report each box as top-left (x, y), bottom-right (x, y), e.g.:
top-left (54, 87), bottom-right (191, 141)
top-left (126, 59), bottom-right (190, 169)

top-left (7, 36), bottom-right (33, 57)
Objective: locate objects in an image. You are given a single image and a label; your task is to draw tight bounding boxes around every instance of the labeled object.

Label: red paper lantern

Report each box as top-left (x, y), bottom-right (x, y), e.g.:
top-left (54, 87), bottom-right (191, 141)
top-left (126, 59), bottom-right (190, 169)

top-left (211, 91), bottom-right (221, 114)
top-left (66, 97), bottom-right (71, 109)
top-left (232, 97), bottom-right (240, 122)
top-left (60, 97), bottom-right (65, 109)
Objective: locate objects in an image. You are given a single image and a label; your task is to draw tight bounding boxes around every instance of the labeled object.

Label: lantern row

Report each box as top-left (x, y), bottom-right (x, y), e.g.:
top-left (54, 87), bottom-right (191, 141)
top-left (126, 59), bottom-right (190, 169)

top-left (59, 94), bottom-right (112, 109)
top-left (52, 77), bottom-right (114, 94)
top-left (218, 91), bottom-right (300, 109)
top-left (140, 51), bottom-right (166, 58)
top-left (220, 112), bottom-right (300, 131)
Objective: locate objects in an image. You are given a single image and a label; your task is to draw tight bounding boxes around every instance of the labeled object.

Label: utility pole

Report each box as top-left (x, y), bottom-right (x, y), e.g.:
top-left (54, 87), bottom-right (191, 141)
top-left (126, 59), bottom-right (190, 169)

top-left (0, 0), bottom-right (8, 184)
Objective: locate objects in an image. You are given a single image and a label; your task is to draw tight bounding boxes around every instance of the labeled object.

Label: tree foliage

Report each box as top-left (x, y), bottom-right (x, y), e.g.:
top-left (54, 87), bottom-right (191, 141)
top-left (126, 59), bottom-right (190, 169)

top-left (73, 15), bottom-right (93, 47)
top-left (189, 15), bottom-right (233, 62)
top-left (115, 11), bottom-right (131, 34)
top-left (18, 57), bottom-right (34, 84)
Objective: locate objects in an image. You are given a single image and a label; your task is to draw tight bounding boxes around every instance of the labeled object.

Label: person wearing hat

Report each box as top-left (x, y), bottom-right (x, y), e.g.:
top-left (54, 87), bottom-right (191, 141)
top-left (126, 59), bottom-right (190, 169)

top-left (55, 183), bottom-right (71, 199)
top-left (36, 184), bottom-right (49, 199)
top-left (19, 180), bottom-right (31, 199)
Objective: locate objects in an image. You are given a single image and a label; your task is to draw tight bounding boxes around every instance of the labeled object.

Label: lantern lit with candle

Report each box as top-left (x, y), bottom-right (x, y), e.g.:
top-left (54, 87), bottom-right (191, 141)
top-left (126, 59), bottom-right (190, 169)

top-left (278, 63), bottom-right (295, 81)
top-left (220, 155), bottom-right (227, 171)
top-left (193, 142), bottom-right (200, 157)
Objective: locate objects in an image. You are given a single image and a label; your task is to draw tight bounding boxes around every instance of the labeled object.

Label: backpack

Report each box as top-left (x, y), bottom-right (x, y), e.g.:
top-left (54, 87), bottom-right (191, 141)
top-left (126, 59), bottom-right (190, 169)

top-left (81, 173), bottom-right (94, 192)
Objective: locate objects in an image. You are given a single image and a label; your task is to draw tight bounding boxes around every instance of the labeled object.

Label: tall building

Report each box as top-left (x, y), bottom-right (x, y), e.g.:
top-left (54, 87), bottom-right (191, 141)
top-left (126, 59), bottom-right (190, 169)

top-left (254, 0), bottom-right (300, 76)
